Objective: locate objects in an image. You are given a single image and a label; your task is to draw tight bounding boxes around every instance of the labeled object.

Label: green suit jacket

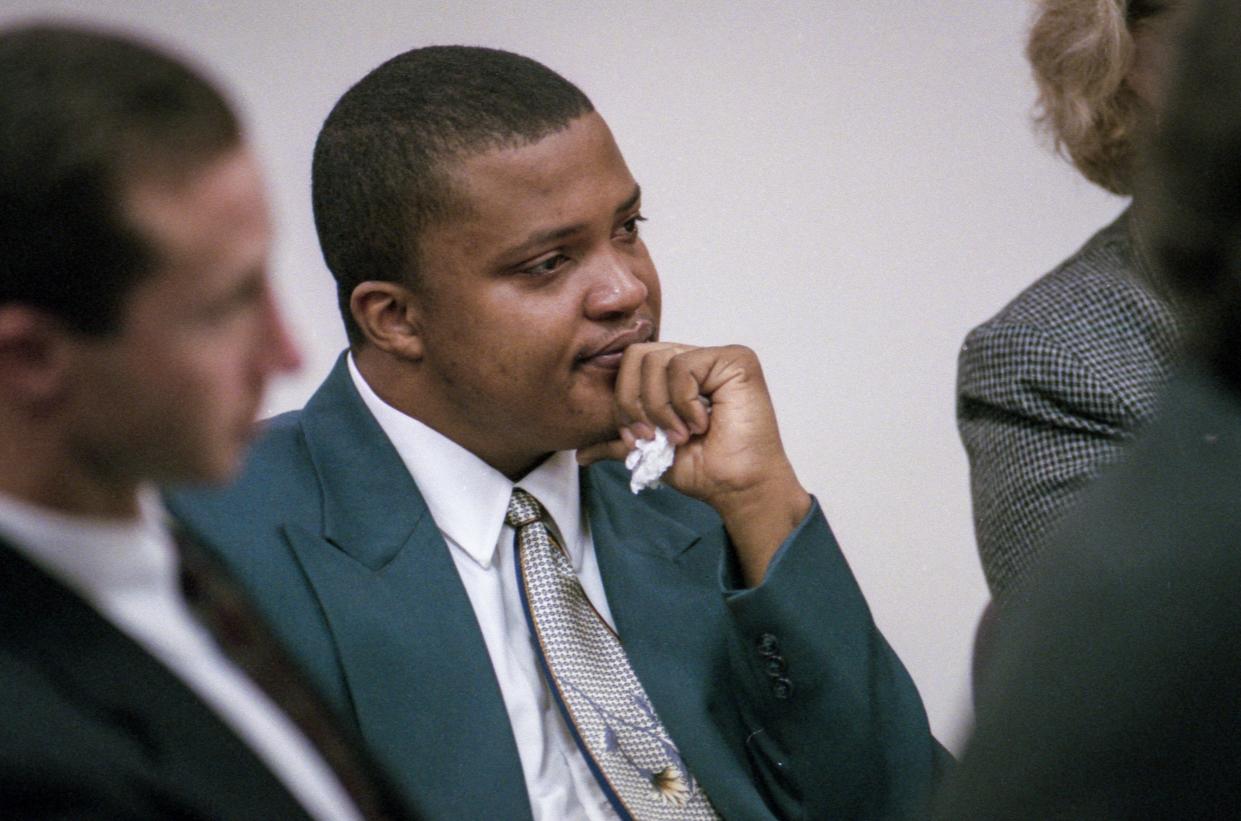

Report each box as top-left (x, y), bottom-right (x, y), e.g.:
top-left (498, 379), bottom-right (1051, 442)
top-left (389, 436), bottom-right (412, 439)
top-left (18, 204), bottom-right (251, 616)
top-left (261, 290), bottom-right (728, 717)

top-left (168, 353), bottom-right (944, 819)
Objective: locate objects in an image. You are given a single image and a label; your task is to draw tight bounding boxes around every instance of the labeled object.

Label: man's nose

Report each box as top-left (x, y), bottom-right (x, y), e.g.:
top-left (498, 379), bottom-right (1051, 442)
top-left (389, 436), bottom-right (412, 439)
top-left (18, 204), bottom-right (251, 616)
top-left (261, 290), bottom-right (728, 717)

top-left (583, 252), bottom-right (648, 320)
top-left (257, 287), bottom-right (303, 376)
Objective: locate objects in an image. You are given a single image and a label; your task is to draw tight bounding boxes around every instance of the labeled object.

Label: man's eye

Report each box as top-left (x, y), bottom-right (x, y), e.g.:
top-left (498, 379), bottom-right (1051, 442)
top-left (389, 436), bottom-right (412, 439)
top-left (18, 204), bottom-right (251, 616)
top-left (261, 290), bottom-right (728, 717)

top-left (619, 214), bottom-right (647, 238)
top-left (520, 254), bottom-right (569, 277)
top-left (199, 279), bottom-right (265, 324)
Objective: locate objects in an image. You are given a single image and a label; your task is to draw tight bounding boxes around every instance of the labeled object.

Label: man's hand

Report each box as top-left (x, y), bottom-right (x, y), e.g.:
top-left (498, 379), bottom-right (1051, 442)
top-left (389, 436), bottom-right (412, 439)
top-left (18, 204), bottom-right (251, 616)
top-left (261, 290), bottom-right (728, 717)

top-left (577, 342), bottom-right (812, 586)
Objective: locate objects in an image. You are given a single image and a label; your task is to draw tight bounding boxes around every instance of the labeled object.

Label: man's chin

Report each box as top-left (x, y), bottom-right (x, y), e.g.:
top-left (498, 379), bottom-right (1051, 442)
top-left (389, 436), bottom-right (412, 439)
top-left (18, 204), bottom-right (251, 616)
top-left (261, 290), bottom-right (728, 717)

top-left (160, 448), bottom-right (246, 489)
top-left (570, 422), bottom-right (622, 452)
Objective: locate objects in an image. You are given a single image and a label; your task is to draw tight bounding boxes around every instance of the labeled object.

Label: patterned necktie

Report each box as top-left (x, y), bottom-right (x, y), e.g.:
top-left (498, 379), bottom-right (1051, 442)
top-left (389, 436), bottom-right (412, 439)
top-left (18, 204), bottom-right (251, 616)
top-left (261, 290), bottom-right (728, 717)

top-left (507, 488), bottom-right (719, 820)
top-left (176, 532), bottom-right (403, 821)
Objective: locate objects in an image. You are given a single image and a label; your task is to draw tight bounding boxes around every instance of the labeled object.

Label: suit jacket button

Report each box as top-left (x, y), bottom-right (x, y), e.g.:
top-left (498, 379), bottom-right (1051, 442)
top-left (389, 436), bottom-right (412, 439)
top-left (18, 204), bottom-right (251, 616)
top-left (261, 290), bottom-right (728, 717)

top-left (764, 656), bottom-right (787, 678)
top-left (757, 633), bottom-right (780, 657)
top-left (772, 677), bottom-right (793, 700)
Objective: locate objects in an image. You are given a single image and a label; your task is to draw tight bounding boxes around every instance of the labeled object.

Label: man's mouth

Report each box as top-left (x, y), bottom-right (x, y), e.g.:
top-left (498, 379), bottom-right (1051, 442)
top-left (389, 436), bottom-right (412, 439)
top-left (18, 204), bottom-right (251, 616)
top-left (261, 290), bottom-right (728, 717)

top-left (576, 319), bottom-right (655, 370)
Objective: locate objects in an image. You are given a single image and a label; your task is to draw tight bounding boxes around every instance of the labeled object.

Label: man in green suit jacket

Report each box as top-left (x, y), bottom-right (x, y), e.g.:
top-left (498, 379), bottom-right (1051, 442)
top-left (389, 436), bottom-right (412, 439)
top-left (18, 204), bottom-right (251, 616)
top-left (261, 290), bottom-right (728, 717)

top-left (170, 45), bottom-right (945, 819)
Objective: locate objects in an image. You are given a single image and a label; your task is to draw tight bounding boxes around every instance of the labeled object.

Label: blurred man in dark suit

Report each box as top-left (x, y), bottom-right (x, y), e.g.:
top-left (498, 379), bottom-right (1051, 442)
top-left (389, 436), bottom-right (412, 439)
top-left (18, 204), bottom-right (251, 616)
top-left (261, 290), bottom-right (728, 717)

top-left (0, 23), bottom-right (408, 818)
top-left (935, 0), bottom-right (1241, 816)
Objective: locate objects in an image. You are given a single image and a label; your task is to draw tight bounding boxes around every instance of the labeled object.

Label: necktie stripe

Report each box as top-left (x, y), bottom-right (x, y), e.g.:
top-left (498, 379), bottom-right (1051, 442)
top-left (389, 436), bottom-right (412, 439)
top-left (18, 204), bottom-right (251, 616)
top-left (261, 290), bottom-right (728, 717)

top-left (518, 558), bottom-right (633, 815)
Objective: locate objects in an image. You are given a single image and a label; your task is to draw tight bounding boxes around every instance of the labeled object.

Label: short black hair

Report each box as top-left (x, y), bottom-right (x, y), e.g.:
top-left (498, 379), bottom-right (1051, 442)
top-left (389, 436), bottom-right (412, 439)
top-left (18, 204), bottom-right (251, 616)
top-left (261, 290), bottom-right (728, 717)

top-left (1143, 0), bottom-right (1241, 388)
top-left (311, 45), bottom-right (594, 346)
top-left (0, 23), bottom-right (240, 335)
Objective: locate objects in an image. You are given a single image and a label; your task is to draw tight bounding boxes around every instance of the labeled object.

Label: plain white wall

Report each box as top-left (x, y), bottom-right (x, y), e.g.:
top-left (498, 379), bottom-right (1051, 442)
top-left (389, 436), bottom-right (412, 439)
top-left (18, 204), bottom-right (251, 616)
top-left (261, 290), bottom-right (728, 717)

top-left (1, 1), bottom-right (1125, 752)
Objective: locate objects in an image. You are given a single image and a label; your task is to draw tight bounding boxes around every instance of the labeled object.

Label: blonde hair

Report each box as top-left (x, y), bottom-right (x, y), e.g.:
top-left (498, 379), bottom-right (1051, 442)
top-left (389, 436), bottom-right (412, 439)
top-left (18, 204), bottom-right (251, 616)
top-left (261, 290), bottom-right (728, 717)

top-left (1027, 0), bottom-right (1164, 195)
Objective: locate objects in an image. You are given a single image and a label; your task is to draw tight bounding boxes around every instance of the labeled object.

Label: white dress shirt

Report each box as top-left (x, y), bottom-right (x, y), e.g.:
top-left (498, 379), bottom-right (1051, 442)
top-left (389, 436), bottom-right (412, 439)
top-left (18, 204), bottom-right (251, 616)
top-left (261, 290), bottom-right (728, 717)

top-left (0, 487), bottom-right (362, 821)
top-left (349, 355), bottom-right (620, 820)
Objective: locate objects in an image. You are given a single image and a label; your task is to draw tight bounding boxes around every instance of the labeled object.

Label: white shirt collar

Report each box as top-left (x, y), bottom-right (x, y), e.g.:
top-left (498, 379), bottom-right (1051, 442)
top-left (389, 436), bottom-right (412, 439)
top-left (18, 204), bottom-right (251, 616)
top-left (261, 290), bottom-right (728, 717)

top-left (0, 485), bottom-right (176, 604)
top-left (347, 354), bottom-right (585, 571)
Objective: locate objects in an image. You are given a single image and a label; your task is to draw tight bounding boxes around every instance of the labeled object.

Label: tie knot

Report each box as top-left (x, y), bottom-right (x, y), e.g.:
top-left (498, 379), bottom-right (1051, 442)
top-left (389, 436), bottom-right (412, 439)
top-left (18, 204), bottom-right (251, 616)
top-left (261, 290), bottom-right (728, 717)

top-left (506, 488), bottom-right (544, 529)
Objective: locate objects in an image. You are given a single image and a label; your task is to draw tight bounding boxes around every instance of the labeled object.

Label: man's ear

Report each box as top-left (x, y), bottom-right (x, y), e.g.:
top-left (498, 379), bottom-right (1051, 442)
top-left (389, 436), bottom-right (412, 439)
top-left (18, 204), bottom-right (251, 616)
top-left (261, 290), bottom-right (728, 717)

top-left (0, 306), bottom-right (73, 410)
top-left (349, 280), bottom-right (425, 360)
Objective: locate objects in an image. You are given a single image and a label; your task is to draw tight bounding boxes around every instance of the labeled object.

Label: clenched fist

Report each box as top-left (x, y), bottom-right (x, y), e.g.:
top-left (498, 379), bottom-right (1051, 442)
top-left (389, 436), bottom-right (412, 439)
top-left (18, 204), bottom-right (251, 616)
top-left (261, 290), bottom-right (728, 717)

top-left (578, 342), bottom-right (811, 585)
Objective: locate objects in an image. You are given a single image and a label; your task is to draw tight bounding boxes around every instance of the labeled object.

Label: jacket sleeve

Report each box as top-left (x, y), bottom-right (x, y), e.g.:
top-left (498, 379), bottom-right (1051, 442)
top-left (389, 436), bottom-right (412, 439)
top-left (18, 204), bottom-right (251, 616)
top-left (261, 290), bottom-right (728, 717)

top-left (957, 320), bottom-right (1141, 599)
top-left (720, 499), bottom-right (949, 820)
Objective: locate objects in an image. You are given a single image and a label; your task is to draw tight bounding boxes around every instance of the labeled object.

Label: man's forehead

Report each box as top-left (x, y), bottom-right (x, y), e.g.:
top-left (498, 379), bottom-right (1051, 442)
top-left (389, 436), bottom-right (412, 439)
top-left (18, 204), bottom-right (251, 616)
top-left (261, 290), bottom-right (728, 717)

top-left (506, 183), bottom-right (642, 250)
top-left (413, 113), bottom-right (640, 266)
top-left (124, 148), bottom-right (269, 262)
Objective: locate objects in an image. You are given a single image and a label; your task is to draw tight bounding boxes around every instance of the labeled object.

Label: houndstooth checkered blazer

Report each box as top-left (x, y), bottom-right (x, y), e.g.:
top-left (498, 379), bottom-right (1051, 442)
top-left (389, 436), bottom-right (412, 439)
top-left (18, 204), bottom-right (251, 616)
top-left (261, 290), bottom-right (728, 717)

top-left (957, 209), bottom-right (1182, 599)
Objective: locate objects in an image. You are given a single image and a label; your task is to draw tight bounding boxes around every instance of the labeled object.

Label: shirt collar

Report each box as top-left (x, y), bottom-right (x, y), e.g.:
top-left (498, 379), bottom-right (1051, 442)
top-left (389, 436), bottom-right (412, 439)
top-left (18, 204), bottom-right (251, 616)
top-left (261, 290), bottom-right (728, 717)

top-left (347, 354), bottom-right (585, 571)
top-left (0, 485), bottom-right (176, 604)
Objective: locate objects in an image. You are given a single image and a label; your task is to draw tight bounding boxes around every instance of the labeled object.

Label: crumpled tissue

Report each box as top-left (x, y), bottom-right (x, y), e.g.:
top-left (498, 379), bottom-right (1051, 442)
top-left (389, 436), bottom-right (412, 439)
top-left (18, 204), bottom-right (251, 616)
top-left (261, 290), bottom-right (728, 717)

top-left (625, 427), bottom-right (675, 494)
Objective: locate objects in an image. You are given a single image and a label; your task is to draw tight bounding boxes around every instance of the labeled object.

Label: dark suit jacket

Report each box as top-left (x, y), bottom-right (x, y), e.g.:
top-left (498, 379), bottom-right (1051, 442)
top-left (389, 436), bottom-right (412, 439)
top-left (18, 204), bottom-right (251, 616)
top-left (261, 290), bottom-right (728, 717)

top-left (957, 210), bottom-right (1181, 599)
top-left (937, 366), bottom-right (1241, 818)
top-left (0, 540), bottom-right (316, 819)
top-left (169, 353), bottom-right (945, 820)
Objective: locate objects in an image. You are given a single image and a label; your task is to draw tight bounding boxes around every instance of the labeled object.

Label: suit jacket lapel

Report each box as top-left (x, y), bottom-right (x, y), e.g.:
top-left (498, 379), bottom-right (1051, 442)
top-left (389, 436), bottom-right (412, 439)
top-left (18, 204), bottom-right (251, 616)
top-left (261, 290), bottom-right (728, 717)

top-left (0, 541), bottom-right (309, 817)
top-left (583, 464), bottom-right (768, 818)
top-left (289, 356), bottom-right (531, 819)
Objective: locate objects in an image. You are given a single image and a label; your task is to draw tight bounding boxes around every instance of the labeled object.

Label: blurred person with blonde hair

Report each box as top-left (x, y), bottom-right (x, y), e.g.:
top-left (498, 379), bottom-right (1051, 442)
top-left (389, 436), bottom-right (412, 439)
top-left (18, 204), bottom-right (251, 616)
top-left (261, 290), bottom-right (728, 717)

top-left (958, 0), bottom-right (1189, 605)
top-left (937, 2), bottom-right (1241, 812)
